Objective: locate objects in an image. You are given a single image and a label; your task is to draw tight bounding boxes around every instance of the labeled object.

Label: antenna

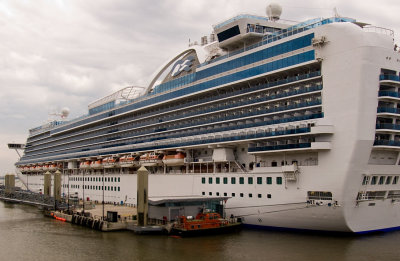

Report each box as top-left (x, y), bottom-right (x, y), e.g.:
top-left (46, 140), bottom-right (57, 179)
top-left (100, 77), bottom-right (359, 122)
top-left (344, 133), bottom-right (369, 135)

top-left (333, 7), bottom-right (340, 18)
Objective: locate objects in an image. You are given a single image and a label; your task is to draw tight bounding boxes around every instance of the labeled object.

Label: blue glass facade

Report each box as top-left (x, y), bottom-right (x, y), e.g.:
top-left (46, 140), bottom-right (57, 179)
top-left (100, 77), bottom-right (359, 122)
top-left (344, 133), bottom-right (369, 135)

top-left (153, 34), bottom-right (314, 94)
top-left (51, 49), bottom-right (315, 136)
top-left (89, 101), bottom-right (116, 115)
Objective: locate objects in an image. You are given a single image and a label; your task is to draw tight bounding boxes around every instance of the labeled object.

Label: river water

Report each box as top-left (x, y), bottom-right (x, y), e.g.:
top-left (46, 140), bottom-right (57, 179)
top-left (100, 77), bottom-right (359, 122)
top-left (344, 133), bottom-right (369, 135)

top-left (0, 201), bottom-right (399, 261)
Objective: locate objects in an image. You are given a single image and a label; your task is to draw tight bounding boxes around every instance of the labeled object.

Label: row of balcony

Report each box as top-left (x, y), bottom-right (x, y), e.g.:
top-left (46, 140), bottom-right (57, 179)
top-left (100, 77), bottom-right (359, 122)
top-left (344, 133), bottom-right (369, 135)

top-left (377, 107), bottom-right (400, 114)
top-left (22, 112), bottom-right (324, 161)
top-left (28, 70), bottom-right (322, 148)
top-left (376, 123), bottom-right (400, 130)
top-left (49, 68), bottom-right (321, 137)
top-left (248, 143), bottom-right (311, 152)
top-left (380, 74), bottom-right (400, 82)
top-left (378, 91), bottom-right (400, 98)
top-left (374, 140), bottom-right (400, 147)
top-left (25, 97), bottom-right (322, 154)
top-left (20, 113), bottom-right (325, 164)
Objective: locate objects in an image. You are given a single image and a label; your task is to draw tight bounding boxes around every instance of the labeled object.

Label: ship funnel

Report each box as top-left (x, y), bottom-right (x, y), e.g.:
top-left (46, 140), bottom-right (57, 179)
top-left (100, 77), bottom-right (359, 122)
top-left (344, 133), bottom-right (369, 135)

top-left (266, 3), bottom-right (282, 21)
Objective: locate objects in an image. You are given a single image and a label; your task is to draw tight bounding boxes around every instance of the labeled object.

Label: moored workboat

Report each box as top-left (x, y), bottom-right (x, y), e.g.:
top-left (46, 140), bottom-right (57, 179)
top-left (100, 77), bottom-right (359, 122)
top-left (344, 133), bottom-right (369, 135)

top-left (171, 211), bottom-right (242, 236)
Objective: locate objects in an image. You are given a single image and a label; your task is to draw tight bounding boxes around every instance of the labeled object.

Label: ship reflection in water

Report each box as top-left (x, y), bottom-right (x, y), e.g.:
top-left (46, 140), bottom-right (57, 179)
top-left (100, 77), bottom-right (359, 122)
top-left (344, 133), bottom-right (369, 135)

top-left (0, 202), bottom-right (399, 261)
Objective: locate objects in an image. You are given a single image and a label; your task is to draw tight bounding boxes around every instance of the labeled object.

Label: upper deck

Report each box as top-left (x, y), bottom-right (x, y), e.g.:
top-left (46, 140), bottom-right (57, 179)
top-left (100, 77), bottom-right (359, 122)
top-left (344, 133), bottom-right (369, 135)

top-left (28, 16), bottom-right (358, 139)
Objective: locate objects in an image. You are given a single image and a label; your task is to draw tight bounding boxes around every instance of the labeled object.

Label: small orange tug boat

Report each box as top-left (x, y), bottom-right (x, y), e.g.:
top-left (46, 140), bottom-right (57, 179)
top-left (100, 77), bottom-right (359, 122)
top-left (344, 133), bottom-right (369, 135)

top-left (171, 211), bottom-right (242, 237)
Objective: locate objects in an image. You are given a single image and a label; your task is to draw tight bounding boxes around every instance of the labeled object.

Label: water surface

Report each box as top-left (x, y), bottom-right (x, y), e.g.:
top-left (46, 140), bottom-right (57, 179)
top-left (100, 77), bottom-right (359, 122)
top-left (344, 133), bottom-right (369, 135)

top-left (0, 201), bottom-right (398, 261)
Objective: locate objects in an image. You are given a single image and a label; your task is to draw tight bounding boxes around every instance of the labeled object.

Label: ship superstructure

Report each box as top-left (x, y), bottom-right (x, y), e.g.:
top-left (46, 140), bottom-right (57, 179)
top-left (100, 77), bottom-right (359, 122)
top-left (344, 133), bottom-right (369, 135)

top-left (14, 4), bottom-right (400, 233)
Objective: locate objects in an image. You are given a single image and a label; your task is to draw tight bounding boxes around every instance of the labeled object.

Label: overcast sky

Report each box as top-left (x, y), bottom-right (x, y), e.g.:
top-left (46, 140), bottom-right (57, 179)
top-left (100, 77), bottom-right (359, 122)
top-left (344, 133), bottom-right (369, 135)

top-left (1, 0), bottom-right (399, 175)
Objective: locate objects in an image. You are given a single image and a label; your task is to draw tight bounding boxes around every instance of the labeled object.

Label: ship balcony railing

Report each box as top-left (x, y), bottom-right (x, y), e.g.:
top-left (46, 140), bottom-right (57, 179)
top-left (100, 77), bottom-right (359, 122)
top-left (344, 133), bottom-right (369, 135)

top-left (356, 191), bottom-right (386, 202)
top-left (185, 157), bottom-right (213, 163)
top-left (379, 74), bottom-right (400, 82)
top-left (248, 143), bottom-right (312, 152)
top-left (373, 139), bottom-right (400, 147)
top-left (50, 69), bottom-right (321, 137)
top-left (378, 91), bottom-right (400, 98)
top-left (68, 72), bottom-right (320, 136)
top-left (26, 98), bottom-right (323, 153)
top-left (281, 164), bottom-right (299, 173)
top-left (248, 141), bottom-right (330, 153)
top-left (24, 111), bottom-right (324, 158)
top-left (39, 72), bottom-right (321, 145)
top-left (377, 107), bottom-right (400, 114)
top-left (376, 123), bottom-right (400, 131)
top-left (21, 117), bottom-right (326, 164)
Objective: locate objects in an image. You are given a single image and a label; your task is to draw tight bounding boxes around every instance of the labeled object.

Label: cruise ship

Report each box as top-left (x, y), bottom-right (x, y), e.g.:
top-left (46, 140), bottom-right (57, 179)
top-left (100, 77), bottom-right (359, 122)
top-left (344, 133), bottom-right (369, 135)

top-left (13, 3), bottom-right (400, 233)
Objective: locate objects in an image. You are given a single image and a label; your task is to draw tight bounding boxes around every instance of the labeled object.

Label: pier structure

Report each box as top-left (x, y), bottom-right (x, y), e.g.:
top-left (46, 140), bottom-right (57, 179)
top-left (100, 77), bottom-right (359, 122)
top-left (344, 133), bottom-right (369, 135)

top-left (43, 171), bottom-right (51, 196)
top-left (137, 166), bottom-right (149, 226)
top-left (4, 174), bottom-right (15, 194)
top-left (53, 170), bottom-right (61, 201)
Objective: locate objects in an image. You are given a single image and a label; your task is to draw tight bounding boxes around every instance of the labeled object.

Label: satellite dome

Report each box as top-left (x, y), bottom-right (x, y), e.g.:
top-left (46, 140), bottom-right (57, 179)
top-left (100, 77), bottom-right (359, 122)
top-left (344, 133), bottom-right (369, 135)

top-left (61, 107), bottom-right (70, 118)
top-left (266, 3), bottom-right (282, 21)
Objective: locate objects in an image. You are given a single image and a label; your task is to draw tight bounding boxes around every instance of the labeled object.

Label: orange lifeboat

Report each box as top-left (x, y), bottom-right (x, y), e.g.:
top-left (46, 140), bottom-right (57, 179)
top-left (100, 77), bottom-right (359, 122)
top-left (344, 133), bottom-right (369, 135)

top-left (29, 165), bottom-right (36, 172)
top-left (140, 153), bottom-right (163, 167)
top-left (42, 164), bottom-right (50, 171)
top-left (162, 152), bottom-right (185, 166)
top-left (119, 155), bottom-right (139, 168)
top-left (23, 166), bottom-right (30, 172)
top-left (103, 157), bottom-right (119, 168)
top-left (90, 159), bottom-right (103, 169)
top-left (80, 161), bottom-right (91, 169)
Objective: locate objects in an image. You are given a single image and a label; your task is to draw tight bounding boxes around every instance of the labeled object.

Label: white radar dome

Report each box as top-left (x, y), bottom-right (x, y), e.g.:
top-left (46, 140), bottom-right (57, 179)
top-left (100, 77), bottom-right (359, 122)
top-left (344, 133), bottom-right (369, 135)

top-left (61, 107), bottom-right (70, 118)
top-left (266, 3), bottom-right (282, 21)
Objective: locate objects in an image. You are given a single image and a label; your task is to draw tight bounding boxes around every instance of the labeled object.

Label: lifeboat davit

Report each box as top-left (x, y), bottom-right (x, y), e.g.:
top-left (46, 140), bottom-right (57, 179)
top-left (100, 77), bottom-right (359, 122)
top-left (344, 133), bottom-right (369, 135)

top-left (80, 161), bottom-right (91, 169)
top-left (90, 159), bottom-right (103, 169)
top-left (140, 153), bottom-right (163, 167)
top-left (162, 152), bottom-right (185, 166)
top-left (103, 157), bottom-right (119, 168)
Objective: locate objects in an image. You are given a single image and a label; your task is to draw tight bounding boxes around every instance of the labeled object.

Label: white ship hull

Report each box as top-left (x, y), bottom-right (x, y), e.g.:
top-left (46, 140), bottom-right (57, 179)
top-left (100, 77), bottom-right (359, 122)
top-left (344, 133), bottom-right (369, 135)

top-left (16, 168), bottom-right (400, 233)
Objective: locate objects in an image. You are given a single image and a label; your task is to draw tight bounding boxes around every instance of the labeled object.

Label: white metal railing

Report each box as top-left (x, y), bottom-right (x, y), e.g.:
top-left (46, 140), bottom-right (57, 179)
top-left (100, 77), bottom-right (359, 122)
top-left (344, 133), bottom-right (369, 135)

top-left (363, 25), bottom-right (394, 37)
